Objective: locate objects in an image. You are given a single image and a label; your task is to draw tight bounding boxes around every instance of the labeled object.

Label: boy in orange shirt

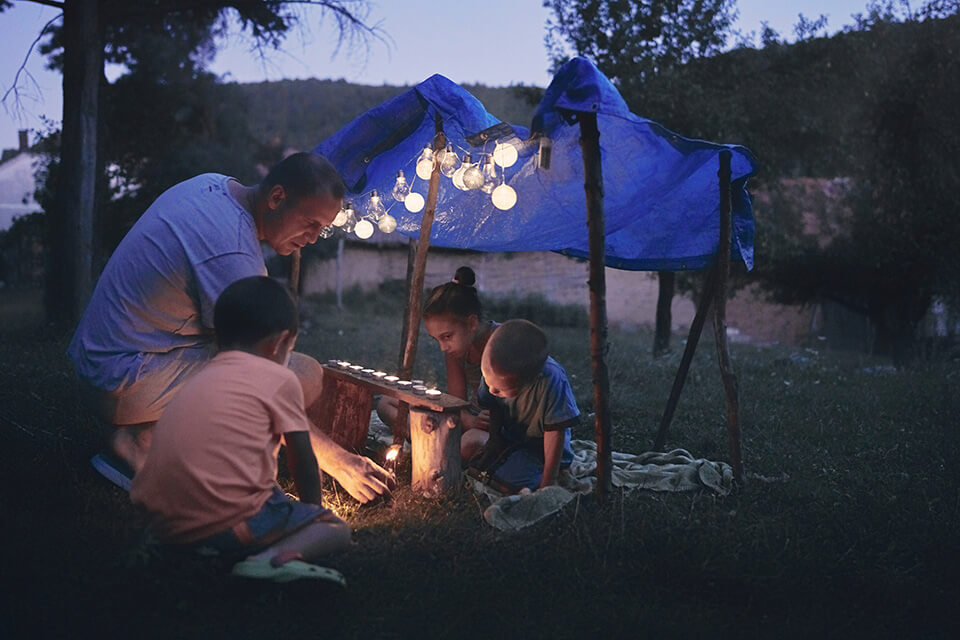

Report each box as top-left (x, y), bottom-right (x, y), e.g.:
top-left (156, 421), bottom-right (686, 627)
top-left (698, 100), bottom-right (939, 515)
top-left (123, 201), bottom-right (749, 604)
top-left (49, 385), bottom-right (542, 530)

top-left (131, 276), bottom-right (351, 583)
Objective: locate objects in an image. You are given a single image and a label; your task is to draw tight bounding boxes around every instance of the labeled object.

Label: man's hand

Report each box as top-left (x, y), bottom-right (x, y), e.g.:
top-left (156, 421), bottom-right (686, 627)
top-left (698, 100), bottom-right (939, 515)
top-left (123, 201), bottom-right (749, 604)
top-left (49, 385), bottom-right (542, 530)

top-left (308, 424), bottom-right (396, 503)
top-left (326, 451), bottom-right (397, 503)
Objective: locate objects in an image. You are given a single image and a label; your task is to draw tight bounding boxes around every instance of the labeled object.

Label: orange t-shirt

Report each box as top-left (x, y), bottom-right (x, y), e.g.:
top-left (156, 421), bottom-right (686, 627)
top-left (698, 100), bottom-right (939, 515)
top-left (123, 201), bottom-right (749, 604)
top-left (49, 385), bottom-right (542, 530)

top-left (131, 350), bottom-right (310, 543)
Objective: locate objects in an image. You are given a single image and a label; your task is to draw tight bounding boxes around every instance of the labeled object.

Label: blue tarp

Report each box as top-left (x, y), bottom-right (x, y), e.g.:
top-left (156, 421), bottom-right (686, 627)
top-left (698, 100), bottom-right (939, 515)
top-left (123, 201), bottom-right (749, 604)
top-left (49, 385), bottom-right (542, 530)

top-left (315, 57), bottom-right (757, 271)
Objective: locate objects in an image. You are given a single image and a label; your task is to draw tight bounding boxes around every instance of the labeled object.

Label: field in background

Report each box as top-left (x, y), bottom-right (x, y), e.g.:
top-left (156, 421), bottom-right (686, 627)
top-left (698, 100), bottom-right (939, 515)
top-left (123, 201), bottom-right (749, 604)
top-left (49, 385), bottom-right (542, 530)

top-left (1, 287), bottom-right (957, 638)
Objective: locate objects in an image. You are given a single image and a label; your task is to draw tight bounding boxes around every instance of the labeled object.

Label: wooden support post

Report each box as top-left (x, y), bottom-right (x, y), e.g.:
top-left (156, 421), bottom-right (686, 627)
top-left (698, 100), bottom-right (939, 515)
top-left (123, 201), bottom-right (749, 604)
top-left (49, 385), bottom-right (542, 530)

top-left (713, 150), bottom-right (744, 482)
top-left (409, 407), bottom-right (461, 497)
top-left (396, 115), bottom-right (446, 441)
top-left (578, 112), bottom-right (613, 501)
top-left (653, 265), bottom-right (719, 451)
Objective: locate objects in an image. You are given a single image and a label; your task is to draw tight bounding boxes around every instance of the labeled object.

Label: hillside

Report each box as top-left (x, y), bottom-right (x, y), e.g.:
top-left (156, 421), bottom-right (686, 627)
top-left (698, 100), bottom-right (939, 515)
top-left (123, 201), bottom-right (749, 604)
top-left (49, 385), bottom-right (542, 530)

top-left (223, 78), bottom-right (541, 153)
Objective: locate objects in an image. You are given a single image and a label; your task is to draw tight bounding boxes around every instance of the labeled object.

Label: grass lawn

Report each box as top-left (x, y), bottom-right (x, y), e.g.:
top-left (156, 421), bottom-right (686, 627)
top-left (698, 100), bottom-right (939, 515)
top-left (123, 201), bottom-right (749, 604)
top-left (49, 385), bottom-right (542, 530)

top-left (1, 287), bottom-right (957, 639)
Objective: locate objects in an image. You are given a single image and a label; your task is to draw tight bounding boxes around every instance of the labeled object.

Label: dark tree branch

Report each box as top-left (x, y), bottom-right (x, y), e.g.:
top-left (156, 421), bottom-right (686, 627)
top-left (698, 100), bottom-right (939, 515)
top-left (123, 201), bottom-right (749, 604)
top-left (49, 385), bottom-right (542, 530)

top-left (1, 13), bottom-right (62, 123)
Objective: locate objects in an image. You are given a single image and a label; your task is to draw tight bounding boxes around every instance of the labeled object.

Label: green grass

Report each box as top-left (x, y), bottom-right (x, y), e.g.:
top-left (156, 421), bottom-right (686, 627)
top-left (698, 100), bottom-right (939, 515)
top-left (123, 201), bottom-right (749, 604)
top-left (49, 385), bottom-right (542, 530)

top-left (1, 288), bottom-right (958, 638)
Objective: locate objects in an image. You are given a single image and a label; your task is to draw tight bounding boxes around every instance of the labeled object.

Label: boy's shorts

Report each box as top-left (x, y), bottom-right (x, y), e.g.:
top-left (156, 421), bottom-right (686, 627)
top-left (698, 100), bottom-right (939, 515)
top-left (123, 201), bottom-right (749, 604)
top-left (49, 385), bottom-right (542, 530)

top-left (490, 430), bottom-right (574, 492)
top-left (192, 487), bottom-right (333, 557)
top-left (81, 344), bottom-right (214, 425)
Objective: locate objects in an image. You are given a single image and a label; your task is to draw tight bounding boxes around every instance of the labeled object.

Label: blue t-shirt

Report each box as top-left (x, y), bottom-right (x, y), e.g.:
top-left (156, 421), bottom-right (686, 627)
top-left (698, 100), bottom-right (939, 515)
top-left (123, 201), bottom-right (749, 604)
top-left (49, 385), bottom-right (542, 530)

top-left (68, 174), bottom-right (265, 391)
top-left (478, 356), bottom-right (580, 444)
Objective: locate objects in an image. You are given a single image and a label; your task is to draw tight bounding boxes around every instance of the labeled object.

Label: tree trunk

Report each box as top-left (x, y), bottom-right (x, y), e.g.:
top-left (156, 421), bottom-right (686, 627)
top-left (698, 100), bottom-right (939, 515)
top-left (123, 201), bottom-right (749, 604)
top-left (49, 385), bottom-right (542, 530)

top-left (409, 408), bottom-right (461, 497)
top-left (869, 294), bottom-right (929, 366)
top-left (653, 270), bottom-right (675, 357)
top-left (46, 0), bottom-right (102, 328)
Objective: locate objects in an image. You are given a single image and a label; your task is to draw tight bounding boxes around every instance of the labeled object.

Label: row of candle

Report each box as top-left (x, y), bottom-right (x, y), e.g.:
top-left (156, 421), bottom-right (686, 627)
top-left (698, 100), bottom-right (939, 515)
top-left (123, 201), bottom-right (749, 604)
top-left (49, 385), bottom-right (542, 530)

top-left (327, 360), bottom-right (442, 397)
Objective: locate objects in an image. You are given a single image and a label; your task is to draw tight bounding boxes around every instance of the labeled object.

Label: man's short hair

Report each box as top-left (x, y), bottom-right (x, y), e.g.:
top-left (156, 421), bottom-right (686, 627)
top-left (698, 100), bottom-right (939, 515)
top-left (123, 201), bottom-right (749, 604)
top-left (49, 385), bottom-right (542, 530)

top-left (486, 319), bottom-right (548, 384)
top-left (214, 276), bottom-right (299, 350)
top-left (261, 152), bottom-right (346, 205)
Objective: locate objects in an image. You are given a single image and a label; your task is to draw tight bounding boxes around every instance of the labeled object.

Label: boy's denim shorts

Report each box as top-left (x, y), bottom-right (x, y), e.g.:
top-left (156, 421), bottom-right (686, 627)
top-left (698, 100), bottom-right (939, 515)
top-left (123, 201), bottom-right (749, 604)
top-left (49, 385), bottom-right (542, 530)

top-left (490, 430), bottom-right (574, 492)
top-left (193, 487), bottom-right (332, 557)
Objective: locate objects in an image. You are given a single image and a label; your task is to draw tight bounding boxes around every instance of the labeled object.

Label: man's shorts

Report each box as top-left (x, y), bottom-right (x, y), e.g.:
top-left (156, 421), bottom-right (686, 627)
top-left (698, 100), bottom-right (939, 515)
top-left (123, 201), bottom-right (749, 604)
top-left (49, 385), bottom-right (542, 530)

top-left (82, 344), bottom-right (214, 425)
top-left (192, 487), bottom-right (333, 557)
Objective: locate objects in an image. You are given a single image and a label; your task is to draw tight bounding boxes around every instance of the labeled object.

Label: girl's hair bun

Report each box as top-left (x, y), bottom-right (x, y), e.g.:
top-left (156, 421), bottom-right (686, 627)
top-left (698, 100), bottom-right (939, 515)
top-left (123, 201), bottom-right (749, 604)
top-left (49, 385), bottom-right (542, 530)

top-left (453, 266), bottom-right (476, 287)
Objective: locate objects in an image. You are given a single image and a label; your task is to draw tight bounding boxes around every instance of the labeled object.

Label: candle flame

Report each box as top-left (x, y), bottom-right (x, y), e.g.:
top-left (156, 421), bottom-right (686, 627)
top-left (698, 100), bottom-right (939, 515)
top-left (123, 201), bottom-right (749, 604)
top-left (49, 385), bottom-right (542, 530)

top-left (385, 445), bottom-right (400, 462)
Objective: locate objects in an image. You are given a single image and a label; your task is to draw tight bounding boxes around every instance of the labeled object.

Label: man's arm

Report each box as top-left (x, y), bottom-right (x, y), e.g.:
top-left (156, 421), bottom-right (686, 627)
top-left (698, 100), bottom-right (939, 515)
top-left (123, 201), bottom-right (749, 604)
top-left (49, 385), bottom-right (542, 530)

top-left (283, 430), bottom-right (322, 505)
top-left (308, 424), bottom-right (396, 503)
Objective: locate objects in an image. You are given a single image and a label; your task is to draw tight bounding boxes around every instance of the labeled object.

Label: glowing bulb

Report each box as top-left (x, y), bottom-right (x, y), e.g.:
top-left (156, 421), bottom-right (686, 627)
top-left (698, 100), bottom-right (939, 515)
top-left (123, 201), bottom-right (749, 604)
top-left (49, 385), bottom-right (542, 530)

top-left (493, 141), bottom-right (518, 168)
top-left (415, 147), bottom-right (435, 180)
top-left (391, 171), bottom-right (410, 202)
top-left (492, 183), bottom-right (517, 210)
top-left (367, 190), bottom-right (386, 221)
top-left (440, 144), bottom-right (460, 177)
top-left (451, 153), bottom-right (470, 191)
top-left (341, 202), bottom-right (356, 233)
top-left (354, 218), bottom-right (375, 239)
top-left (378, 213), bottom-right (397, 233)
top-left (404, 191), bottom-right (425, 212)
top-left (332, 206), bottom-right (348, 227)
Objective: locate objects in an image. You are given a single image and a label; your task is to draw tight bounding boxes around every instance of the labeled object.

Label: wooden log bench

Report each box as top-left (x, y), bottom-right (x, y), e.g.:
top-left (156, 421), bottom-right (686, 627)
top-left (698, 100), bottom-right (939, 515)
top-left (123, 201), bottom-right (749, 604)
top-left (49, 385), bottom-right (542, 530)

top-left (316, 364), bottom-right (470, 496)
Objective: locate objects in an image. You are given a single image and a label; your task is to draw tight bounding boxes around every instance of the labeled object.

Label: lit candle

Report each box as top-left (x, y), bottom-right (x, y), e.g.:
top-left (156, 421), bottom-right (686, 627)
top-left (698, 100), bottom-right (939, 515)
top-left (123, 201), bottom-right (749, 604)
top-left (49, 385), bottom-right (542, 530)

top-left (411, 379), bottom-right (425, 386)
top-left (349, 365), bottom-right (363, 372)
top-left (412, 385), bottom-right (427, 395)
top-left (361, 368), bottom-right (374, 377)
top-left (396, 380), bottom-right (412, 390)
top-left (372, 371), bottom-right (386, 380)
top-left (384, 375), bottom-right (399, 385)
top-left (425, 388), bottom-right (442, 397)
top-left (338, 361), bottom-right (351, 368)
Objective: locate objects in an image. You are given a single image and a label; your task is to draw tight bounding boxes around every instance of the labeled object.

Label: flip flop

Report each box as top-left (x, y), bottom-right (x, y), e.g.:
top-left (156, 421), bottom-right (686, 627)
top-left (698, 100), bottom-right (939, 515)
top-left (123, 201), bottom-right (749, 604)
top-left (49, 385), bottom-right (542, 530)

top-left (232, 556), bottom-right (347, 586)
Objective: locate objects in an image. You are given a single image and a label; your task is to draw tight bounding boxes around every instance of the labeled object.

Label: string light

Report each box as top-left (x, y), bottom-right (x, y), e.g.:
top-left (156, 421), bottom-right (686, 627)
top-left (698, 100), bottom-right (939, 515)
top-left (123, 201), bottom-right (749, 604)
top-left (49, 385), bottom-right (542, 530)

top-left (493, 141), bottom-right (518, 168)
top-left (415, 147), bottom-right (435, 180)
top-left (332, 206), bottom-right (349, 227)
top-left (367, 190), bottom-right (386, 221)
top-left (492, 183), bottom-right (517, 210)
top-left (481, 155), bottom-right (497, 194)
top-left (354, 218), bottom-right (375, 239)
top-left (451, 152), bottom-right (470, 191)
top-left (341, 202), bottom-right (357, 233)
top-left (404, 191), bottom-right (425, 212)
top-left (378, 213), bottom-right (397, 233)
top-left (439, 143), bottom-right (460, 177)
top-left (318, 225), bottom-right (335, 239)
top-left (391, 171), bottom-right (410, 202)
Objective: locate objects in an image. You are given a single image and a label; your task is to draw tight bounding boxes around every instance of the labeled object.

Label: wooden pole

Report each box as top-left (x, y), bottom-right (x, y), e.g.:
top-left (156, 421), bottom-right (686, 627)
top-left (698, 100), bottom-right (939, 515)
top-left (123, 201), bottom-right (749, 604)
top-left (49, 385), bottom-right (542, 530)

top-left (713, 150), bottom-right (744, 482)
top-left (578, 112), bottom-right (613, 501)
top-left (409, 407), bottom-right (462, 497)
top-left (653, 265), bottom-right (719, 451)
top-left (289, 249), bottom-right (301, 299)
top-left (395, 115), bottom-right (446, 440)
top-left (335, 237), bottom-right (344, 310)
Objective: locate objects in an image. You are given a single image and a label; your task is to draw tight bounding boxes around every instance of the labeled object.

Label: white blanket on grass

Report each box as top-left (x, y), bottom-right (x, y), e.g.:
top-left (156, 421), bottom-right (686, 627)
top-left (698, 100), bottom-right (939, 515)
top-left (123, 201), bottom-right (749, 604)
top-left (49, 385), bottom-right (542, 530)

top-left (472, 440), bottom-right (734, 533)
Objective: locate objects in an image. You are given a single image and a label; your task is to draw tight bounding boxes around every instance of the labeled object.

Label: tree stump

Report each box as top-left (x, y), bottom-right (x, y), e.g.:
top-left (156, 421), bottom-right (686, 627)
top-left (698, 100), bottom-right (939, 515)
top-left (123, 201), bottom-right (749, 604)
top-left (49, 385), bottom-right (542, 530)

top-left (409, 407), bottom-right (461, 497)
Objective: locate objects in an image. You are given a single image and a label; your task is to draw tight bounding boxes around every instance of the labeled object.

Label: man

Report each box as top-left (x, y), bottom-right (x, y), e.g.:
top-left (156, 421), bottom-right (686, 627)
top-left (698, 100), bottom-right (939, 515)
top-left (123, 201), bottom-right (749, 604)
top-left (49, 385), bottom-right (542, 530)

top-left (69, 152), bottom-right (393, 503)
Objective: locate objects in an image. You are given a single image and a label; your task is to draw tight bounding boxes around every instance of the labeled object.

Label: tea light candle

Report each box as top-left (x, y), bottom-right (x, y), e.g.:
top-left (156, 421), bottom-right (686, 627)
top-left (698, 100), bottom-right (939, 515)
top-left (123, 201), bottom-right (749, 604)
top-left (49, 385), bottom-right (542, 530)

top-left (372, 371), bottom-right (387, 380)
top-left (411, 379), bottom-right (425, 386)
top-left (383, 375), bottom-right (399, 385)
top-left (425, 388), bottom-right (442, 397)
top-left (349, 365), bottom-right (363, 372)
top-left (412, 384), bottom-right (427, 395)
top-left (396, 380), bottom-right (412, 390)
top-left (326, 359), bottom-right (339, 366)
top-left (361, 368), bottom-right (374, 377)
top-left (338, 361), bottom-right (351, 368)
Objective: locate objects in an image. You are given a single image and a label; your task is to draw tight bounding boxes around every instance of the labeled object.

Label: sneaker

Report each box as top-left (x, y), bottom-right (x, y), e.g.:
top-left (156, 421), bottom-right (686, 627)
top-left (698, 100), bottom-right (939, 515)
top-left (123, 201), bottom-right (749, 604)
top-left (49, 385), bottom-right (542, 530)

top-left (232, 557), bottom-right (347, 586)
top-left (90, 453), bottom-right (133, 491)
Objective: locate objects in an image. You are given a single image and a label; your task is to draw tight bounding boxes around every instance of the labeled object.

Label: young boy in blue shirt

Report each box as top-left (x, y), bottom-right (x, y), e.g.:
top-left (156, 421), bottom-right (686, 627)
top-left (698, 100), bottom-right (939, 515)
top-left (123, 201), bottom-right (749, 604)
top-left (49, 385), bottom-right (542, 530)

top-left (464, 319), bottom-right (580, 493)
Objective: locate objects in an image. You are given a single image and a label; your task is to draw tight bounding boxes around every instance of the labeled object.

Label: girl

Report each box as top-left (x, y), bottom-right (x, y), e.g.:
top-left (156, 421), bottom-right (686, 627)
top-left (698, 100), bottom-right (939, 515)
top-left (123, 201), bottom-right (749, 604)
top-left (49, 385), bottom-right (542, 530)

top-left (377, 266), bottom-right (497, 441)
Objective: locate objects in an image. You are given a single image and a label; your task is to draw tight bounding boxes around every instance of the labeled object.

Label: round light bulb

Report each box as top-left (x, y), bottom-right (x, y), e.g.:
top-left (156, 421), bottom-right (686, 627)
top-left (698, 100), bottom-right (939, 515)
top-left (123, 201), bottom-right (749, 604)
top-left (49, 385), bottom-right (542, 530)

top-left (318, 225), bottom-right (335, 239)
top-left (451, 165), bottom-right (468, 190)
top-left (367, 190), bottom-right (386, 221)
top-left (415, 147), bottom-right (435, 180)
top-left (332, 207), bottom-right (348, 227)
top-left (493, 142), bottom-right (518, 168)
top-left (440, 144), bottom-right (460, 177)
top-left (378, 213), bottom-right (397, 233)
top-left (463, 164), bottom-right (484, 190)
top-left (354, 218), bottom-right (375, 239)
top-left (391, 171), bottom-right (410, 202)
top-left (404, 192), bottom-right (425, 212)
top-left (492, 183), bottom-right (517, 210)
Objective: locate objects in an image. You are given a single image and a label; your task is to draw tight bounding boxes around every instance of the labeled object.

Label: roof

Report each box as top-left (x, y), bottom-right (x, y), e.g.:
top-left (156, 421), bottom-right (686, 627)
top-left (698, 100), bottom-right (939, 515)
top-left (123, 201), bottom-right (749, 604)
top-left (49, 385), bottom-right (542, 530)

top-left (315, 57), bottom-right (757, 271)
top-left (0, 152), bottom-right (42, 231)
